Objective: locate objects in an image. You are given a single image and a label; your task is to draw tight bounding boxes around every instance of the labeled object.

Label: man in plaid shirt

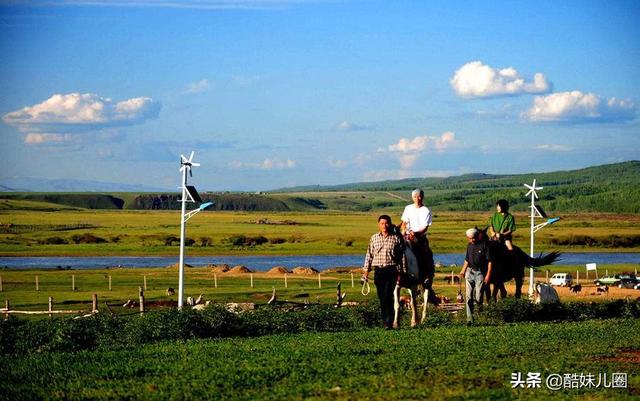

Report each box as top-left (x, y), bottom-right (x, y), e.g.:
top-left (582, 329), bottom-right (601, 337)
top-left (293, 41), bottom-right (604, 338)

top-left (363, 215), bottom-right (407, 329)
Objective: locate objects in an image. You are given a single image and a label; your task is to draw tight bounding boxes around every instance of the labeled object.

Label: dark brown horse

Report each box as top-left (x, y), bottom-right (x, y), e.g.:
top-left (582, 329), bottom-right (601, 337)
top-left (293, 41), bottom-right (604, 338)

top-left (478, 228), bottom-right (561, 300)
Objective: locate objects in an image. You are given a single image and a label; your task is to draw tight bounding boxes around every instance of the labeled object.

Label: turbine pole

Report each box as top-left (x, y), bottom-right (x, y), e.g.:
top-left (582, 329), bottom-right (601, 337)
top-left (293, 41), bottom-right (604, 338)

top-left (178, 163), bottom-right (188, 309)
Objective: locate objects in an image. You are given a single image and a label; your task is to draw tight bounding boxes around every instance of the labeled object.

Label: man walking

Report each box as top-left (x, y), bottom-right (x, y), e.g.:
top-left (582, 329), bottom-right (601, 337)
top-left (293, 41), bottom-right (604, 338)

top-left (459, 228), bottom-right (493, 324)
top-left (363, 215), bottom-right (406, 329)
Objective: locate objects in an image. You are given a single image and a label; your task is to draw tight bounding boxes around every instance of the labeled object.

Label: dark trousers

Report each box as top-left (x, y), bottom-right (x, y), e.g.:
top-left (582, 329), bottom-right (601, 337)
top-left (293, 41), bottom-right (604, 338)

top-left (374, 266), bottom-right (397, 327)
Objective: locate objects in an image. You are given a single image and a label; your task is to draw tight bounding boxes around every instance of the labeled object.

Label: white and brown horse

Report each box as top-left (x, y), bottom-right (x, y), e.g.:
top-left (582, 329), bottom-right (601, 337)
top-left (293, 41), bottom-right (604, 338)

top-left (392, 235), bottom-right (438, 328)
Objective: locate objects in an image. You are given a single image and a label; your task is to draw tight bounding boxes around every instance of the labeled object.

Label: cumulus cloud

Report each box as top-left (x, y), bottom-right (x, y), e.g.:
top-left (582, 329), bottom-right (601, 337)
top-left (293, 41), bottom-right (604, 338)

top-left (523, 91), bottom-right (637, 123)
top-left (186, 79), bottom-right (211, 93)
top-left (386, 132), bottom-right (459, 169)
top-left (229, 158), bottom-right (296, 170)
top-left (2, 93), bottom-right (161, 139)
top-left (451, 61), bottom-right (551, 98)
top-left (388, 131), bottom-right (458, 153)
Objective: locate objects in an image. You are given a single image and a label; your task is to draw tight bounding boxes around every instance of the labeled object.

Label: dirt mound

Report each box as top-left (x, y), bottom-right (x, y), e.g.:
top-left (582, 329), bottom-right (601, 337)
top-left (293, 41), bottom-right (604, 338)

top-left (267, 266), bottom-right (291, 274)
top-left (228, 265), bottom-right (253, 274)
top-left (291, 266), bottom-right (319, 275)
top-left (209, 263), bottom-right (230, 273)
top-left (323, 266), bottom-right (361, 274)
top-left (167, 262), bottom-right (193, 269)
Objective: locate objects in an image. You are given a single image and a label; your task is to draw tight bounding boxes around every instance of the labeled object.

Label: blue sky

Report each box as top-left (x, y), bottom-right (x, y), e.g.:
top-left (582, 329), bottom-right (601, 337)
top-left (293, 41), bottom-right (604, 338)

top-left (1, 0), bottom-right (639, 191)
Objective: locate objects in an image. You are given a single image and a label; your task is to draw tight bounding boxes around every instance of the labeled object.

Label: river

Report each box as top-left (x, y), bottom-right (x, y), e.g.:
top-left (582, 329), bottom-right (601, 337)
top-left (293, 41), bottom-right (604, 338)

top-left (0, 253), bottom-right (638, 271)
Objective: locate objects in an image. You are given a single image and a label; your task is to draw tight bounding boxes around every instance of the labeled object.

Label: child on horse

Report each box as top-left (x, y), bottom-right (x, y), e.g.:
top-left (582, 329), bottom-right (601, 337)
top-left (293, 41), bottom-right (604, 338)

top-left (488, 199), bottom-right (516, 251)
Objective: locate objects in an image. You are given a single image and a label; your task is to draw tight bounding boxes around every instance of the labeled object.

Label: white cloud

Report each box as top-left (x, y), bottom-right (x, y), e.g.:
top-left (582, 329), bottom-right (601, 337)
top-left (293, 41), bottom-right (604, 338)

top-left (229, 158), bottom-right (296, 170)
top-left (387, 132), bottom-right (459, 169)
top-left (23, 133), bottom-right (73, 145)
top-left (336, 121), bottom-right (373, 132)
top-left (523, 91), bottom-right (637, 123)
top-left (186, 79), bottom-right (211, 93)
top-left (2, 93), bottom-right (161, 134)
top-left (535, 144), bottom-right (573, 152)
top-left (388, 131), bottom-right (458, 153)
top-left (450, 61), bottom-right (551, 98)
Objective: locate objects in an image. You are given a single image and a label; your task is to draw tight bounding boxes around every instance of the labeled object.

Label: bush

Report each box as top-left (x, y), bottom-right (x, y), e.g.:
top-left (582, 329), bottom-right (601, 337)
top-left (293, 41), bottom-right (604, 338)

top-left (70, 233), bottom-right (107, 244)
top-left (226, 235), bottom-right (269, 246)
top-left (39, 236), bottom-right (68, 245)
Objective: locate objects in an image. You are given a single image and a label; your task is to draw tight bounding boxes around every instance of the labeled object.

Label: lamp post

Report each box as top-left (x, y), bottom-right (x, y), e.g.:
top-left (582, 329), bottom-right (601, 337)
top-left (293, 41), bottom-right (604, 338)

top-left (524, 179), bottom-right (560, 297)
top-left (177, 151), bottom-right (213, 309)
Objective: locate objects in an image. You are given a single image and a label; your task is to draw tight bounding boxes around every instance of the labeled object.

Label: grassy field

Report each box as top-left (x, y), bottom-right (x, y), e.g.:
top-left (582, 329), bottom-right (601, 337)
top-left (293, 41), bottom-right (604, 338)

top-left (1, 207), bottom-right (639, 256)
top-left (1, 318), bottom-right (638, 400)
top-left (1, 264), bottom-right (638, 314)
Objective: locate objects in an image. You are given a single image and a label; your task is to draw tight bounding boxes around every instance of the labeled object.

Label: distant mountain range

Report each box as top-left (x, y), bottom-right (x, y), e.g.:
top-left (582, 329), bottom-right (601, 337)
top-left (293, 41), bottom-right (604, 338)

top-left (0, 177), bottom-right (169, 193)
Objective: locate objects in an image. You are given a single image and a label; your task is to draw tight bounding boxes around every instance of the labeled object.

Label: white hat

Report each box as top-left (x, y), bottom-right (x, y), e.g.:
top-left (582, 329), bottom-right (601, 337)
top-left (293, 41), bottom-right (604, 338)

top-left (465, 228), bottom-right (478, 238)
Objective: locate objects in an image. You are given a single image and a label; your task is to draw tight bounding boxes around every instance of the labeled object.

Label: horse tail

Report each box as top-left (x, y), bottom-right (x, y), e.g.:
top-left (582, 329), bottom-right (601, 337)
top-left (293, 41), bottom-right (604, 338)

top-left (530, 250), bottom-right (562, 268)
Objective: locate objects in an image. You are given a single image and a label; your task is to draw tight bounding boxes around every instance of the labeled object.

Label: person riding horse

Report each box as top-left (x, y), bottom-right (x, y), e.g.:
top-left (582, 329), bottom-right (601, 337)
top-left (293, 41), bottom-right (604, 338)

top-left (399, 189), bottom-right (436, 297)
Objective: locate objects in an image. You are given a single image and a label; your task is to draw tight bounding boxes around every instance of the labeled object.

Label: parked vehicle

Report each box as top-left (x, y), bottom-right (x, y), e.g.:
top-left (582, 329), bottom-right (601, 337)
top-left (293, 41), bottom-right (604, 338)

top-left (550, 273), bottom-right (573, 287)
top-left (594, 274), bottom-right (637, 287)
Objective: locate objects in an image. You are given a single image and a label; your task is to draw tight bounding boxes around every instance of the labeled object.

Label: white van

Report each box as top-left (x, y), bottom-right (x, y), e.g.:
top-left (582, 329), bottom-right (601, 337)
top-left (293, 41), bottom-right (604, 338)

top-left (550, 273), bottom-right (573, 287)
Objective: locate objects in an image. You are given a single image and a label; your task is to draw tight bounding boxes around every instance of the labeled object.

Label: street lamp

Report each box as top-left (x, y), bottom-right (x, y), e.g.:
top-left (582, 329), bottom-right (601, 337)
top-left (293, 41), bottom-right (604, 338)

top-left (524, 179), bottom-right (560, 297)
top-left (178, 151), bottom-right (213, 309)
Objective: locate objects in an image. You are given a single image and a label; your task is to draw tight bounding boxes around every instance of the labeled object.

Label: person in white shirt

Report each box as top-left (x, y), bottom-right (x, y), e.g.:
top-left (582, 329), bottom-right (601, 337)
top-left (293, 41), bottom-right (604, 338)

top-left (400, 189), bottom-right (437, 302)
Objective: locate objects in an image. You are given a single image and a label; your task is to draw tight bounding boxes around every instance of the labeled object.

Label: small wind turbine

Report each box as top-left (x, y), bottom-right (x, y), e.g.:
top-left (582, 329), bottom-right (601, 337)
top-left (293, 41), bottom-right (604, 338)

top-left (524, 179), bottom-right (560, 297)
top-left (177, 151), bottom-right (213, 309)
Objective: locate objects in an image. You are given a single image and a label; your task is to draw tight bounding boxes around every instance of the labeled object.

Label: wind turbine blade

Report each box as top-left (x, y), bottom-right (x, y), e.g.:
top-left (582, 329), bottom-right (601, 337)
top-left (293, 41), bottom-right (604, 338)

top-left (191, 162), bottom-right (200, 167)
top-left (188, 151), bottom-right (195, 162)
top-left (181, 154), bottom-right (188, 163)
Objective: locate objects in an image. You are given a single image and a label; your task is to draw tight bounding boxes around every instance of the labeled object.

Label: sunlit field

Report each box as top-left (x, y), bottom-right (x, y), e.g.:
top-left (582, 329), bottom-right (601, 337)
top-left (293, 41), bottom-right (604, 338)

top-left (1, 207), bottom-right (639, 256)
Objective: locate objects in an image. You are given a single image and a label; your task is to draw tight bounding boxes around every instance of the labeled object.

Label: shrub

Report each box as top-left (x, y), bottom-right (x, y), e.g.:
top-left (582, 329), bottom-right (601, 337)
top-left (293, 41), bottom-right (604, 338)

top-left (226, 235), bottom-right (269, 247)
top-left (269, 237), bottom-right (287, 244)
top-left (39, 236), bottom-right (68, 245)
top-left (70, 233), bottom-right (107, 244)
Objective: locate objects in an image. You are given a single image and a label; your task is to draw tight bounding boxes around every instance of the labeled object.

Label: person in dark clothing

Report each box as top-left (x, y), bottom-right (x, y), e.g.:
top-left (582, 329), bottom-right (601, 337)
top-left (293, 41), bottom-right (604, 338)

top-left (363, 215), bottom-right (406, 329)
top-left (459, 228), bottom-right (493, 323)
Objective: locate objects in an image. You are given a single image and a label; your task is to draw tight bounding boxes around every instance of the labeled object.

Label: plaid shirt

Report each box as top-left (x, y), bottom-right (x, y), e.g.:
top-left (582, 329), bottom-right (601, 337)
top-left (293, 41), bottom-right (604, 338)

top-left (363, 232), bottom-right (406, 273)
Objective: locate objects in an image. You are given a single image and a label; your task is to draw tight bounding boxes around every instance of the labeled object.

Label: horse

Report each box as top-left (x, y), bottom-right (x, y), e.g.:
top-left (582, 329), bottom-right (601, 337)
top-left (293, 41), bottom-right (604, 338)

top-left (392, 230), bottom-right (439, 328)
top-left (477, 227), bottom-right (561, 301)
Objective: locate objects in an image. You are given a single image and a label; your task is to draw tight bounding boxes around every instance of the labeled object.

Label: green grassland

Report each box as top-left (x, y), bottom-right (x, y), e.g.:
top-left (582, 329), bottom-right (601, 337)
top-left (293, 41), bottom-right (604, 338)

top-left (2, 318), bottom-right (639, 400)
top-left (1, 207), bottom-right (639, 256)
top-left (1, 264), bottom-right (637, 314)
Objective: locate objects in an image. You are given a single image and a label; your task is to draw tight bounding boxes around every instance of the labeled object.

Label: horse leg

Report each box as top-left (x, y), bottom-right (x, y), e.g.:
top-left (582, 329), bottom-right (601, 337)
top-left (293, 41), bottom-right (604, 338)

top-left (421, 285), bottom-right (428, 322)
top-left (408, 287), bottom-right (418, 327)
top-left (499, 283), bottom-right (507, 299)
top-left (514, 274), bottom-right (523, 299)
top-left (393, 284), bottom-right (401, 329)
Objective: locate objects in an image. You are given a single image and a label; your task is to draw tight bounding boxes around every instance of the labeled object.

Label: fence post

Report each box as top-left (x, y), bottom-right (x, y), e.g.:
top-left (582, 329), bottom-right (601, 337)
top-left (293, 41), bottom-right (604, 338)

top-left (576, 270), bottom-right (579, 285)
top-left (4, 300), bottom-right (9, 319)
top-left (72, 275), bottom-right (76, 291)
top-left (48, 296), bottom-right (53, 317)
top-left (350, 272), bottom-right (354, 288)
top-left (284, 273), bottom-right (288, 288)
top-left (0, 275), bottom-right (2, 292)
top-left (139, 286), bottom-right (145, 315)
top-left (605, 269), bottom-right (608, 277)
top-left (109, 275), bottom-right (112, 291)
top-left (546, 270), bottom-right (549, 283)
top-left (143, 275), bottom-right (147, 291)
top-left (451, 270), bottom-right (454, 285)
top-left (36, 275), bottom-right (39, 291)
top-left (214, 273), bottom-right (218, 289)
top-left (92, 293), bottom-right (98, 313)
top-left (318, 273), bottom-right (322, 289)
top-left (250, 273), bottom-right (254, 288)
